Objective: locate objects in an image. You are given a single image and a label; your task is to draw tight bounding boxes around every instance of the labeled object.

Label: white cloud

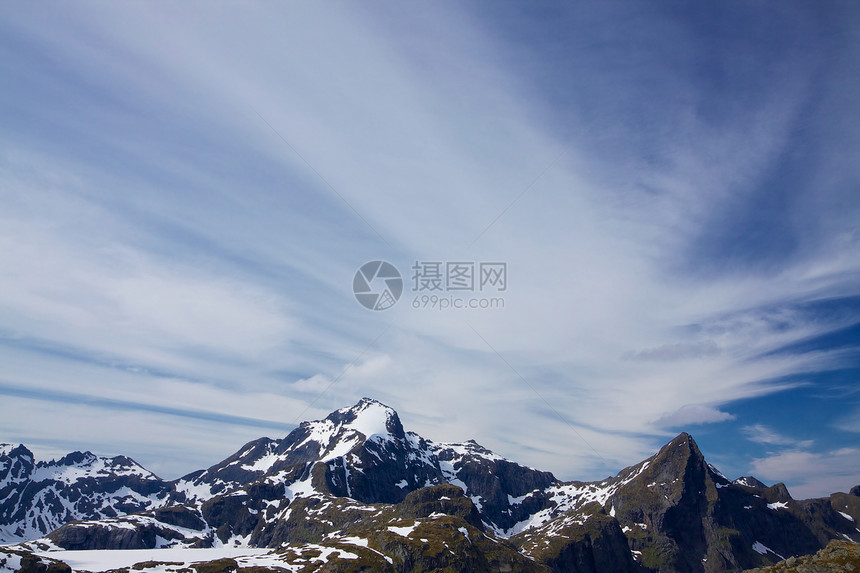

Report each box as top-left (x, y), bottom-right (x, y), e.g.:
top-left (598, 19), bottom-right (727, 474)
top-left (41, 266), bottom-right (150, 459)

top-left (657, 405), bottom-right (736, 427)
top-left (623, 341), bottom-right (723, 362)
top-left (0, 176), bottom-right (297, 369)
top-left (750, 448), bottom-right (860, 499)
top-left (742, 425), bottom-right (814, 449)
top-left (739, 425), bottom-right (860, 499)
top-left (835, 408), bottom-right (860, 434)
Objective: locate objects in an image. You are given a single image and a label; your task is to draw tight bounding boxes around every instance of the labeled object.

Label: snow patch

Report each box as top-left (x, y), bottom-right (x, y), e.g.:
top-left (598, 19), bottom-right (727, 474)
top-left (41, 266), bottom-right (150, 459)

top-left (33, 548), bottom-right (271, 571)
top-left (707, 464), bottom-right (728, 481)
top-left (388, 523), bottom-right (418, 537)
top-left (240, 453), bottom-right (279, 473)
top-left (458, 527), bottom-right (471, 543)
top-left (752, 541), bottom-right (785, 559)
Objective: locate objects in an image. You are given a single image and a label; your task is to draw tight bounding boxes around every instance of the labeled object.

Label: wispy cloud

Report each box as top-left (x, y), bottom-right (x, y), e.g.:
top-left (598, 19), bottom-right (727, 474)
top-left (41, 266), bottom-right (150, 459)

top-left (623, 341), bottom-right (722, 362)
top-left (742, 424), bottom-right (814, 449)
top-left (835, 406), bottom-right (860, 434)
top-left (750, 448), bottom-right (860, 500)
top-left (0, 381), bottom-right (291, 431)
top-left (658, 405), bottom-right (735, 427)
top-left (738, 424), bottom-right (860, 498)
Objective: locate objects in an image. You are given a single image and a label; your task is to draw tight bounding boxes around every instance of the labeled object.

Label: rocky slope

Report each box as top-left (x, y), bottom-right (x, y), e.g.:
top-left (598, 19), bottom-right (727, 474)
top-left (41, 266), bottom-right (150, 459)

top-left (2, 398), bottom-right (859, 572)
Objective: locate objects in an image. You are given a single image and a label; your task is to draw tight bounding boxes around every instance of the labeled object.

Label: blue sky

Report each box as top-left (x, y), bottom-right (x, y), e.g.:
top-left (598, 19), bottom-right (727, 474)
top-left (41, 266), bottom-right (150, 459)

top-left (1, 1), bottom-right (859, 498)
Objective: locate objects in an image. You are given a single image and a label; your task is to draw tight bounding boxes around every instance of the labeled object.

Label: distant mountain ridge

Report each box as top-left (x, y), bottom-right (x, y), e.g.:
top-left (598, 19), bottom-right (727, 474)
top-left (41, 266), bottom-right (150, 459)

top-left (0, 443), bottom-right (172, 543)
top-left (2, 398), bottom-right (859, 572)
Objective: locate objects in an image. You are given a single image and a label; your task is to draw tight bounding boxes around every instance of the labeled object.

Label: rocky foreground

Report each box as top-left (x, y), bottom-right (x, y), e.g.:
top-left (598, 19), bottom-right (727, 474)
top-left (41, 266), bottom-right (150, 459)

top-left (744, 539), bottom-right (860, 573)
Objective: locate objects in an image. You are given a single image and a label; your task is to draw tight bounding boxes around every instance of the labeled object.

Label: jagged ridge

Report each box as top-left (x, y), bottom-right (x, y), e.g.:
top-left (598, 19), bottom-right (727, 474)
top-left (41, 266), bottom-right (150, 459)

top-left (2, 400), bottom-right (859, 573)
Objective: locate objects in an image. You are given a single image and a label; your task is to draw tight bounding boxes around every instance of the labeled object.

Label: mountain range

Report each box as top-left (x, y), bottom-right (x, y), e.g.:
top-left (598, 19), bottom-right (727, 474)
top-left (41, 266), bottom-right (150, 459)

top-left (1, 398), bottom-right (858, 572)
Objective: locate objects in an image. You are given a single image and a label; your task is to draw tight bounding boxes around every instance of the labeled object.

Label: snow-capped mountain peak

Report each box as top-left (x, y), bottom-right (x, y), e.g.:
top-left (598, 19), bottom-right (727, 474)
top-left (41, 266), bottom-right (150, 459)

top-left (295, 397), bottom-right (405, 460)
top-left (173, 399), bottom-right (429, 506)
top-left (29, 451), bottom-right (160, 484)
top-left (271, 399), bottom-right (440, 502)
top-left (734, 475), bottom-right (768, 488)
top-left (0, 443), bottom-right (28, 457)
top-left (0, 444), bottom-right (35, 489)
top-left (331, 397), bottom-right (405, 440)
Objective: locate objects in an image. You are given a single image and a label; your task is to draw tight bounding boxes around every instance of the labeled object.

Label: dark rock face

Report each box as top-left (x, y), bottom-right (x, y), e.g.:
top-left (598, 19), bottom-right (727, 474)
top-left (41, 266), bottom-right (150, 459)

top-left (592, 433), bottom-right (860, 572)
top-left (611, 433), bottom-right (717, 571)
top-left (830, 488), bottom-right (860, 526)
top-left (151, 505), bottom-right (207, 531)
top-left (318, 431), bottom-right (444, 505)
top-left (433, 440), bottom-right (558, 532)
top-left (49, 522), bottom-right (153, 551)
top-left (397, 483), bottom-right (485, 530)
top-left (46, 504), bottom-right (213, 550)
top-left (172, 437), bottom-right (279, 502)
top-left (51, 521), bottom-right (172, 550)
top-left (526, 513), bottom-right (640, 573)
top-left (201, 493), bottom-right (260, 543)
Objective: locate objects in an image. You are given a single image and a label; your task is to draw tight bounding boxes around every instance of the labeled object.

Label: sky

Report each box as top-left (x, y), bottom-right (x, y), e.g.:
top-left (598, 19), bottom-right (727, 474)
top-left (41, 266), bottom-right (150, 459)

top-left (1, 1), bottom-right (859, 499)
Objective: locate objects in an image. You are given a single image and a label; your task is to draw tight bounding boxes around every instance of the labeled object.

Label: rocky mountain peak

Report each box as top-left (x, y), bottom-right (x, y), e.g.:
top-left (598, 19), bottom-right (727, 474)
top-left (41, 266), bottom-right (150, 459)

top-left (278, 398), bottom-right (407, 466)
top-left (326, 397), bottom-right (405, 441)
top-left (637, 432), bottom-right (712, 485)
top-left (734, 475), bottom-right (768, 488)
top-left (172, 400), bottom-right (420, 507)
top-left (0, 443), bottom-right (31, 457)
top-left (441, 439), bottom-right (503, 459)
top-left (53, 451), bottom-right (98, 467)
top-left (662, 431), bottom-right (697, 453)
top-left (0, 444), bottom-right (35, 488)
top-left (0, 444), bottom-right (34, 467)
